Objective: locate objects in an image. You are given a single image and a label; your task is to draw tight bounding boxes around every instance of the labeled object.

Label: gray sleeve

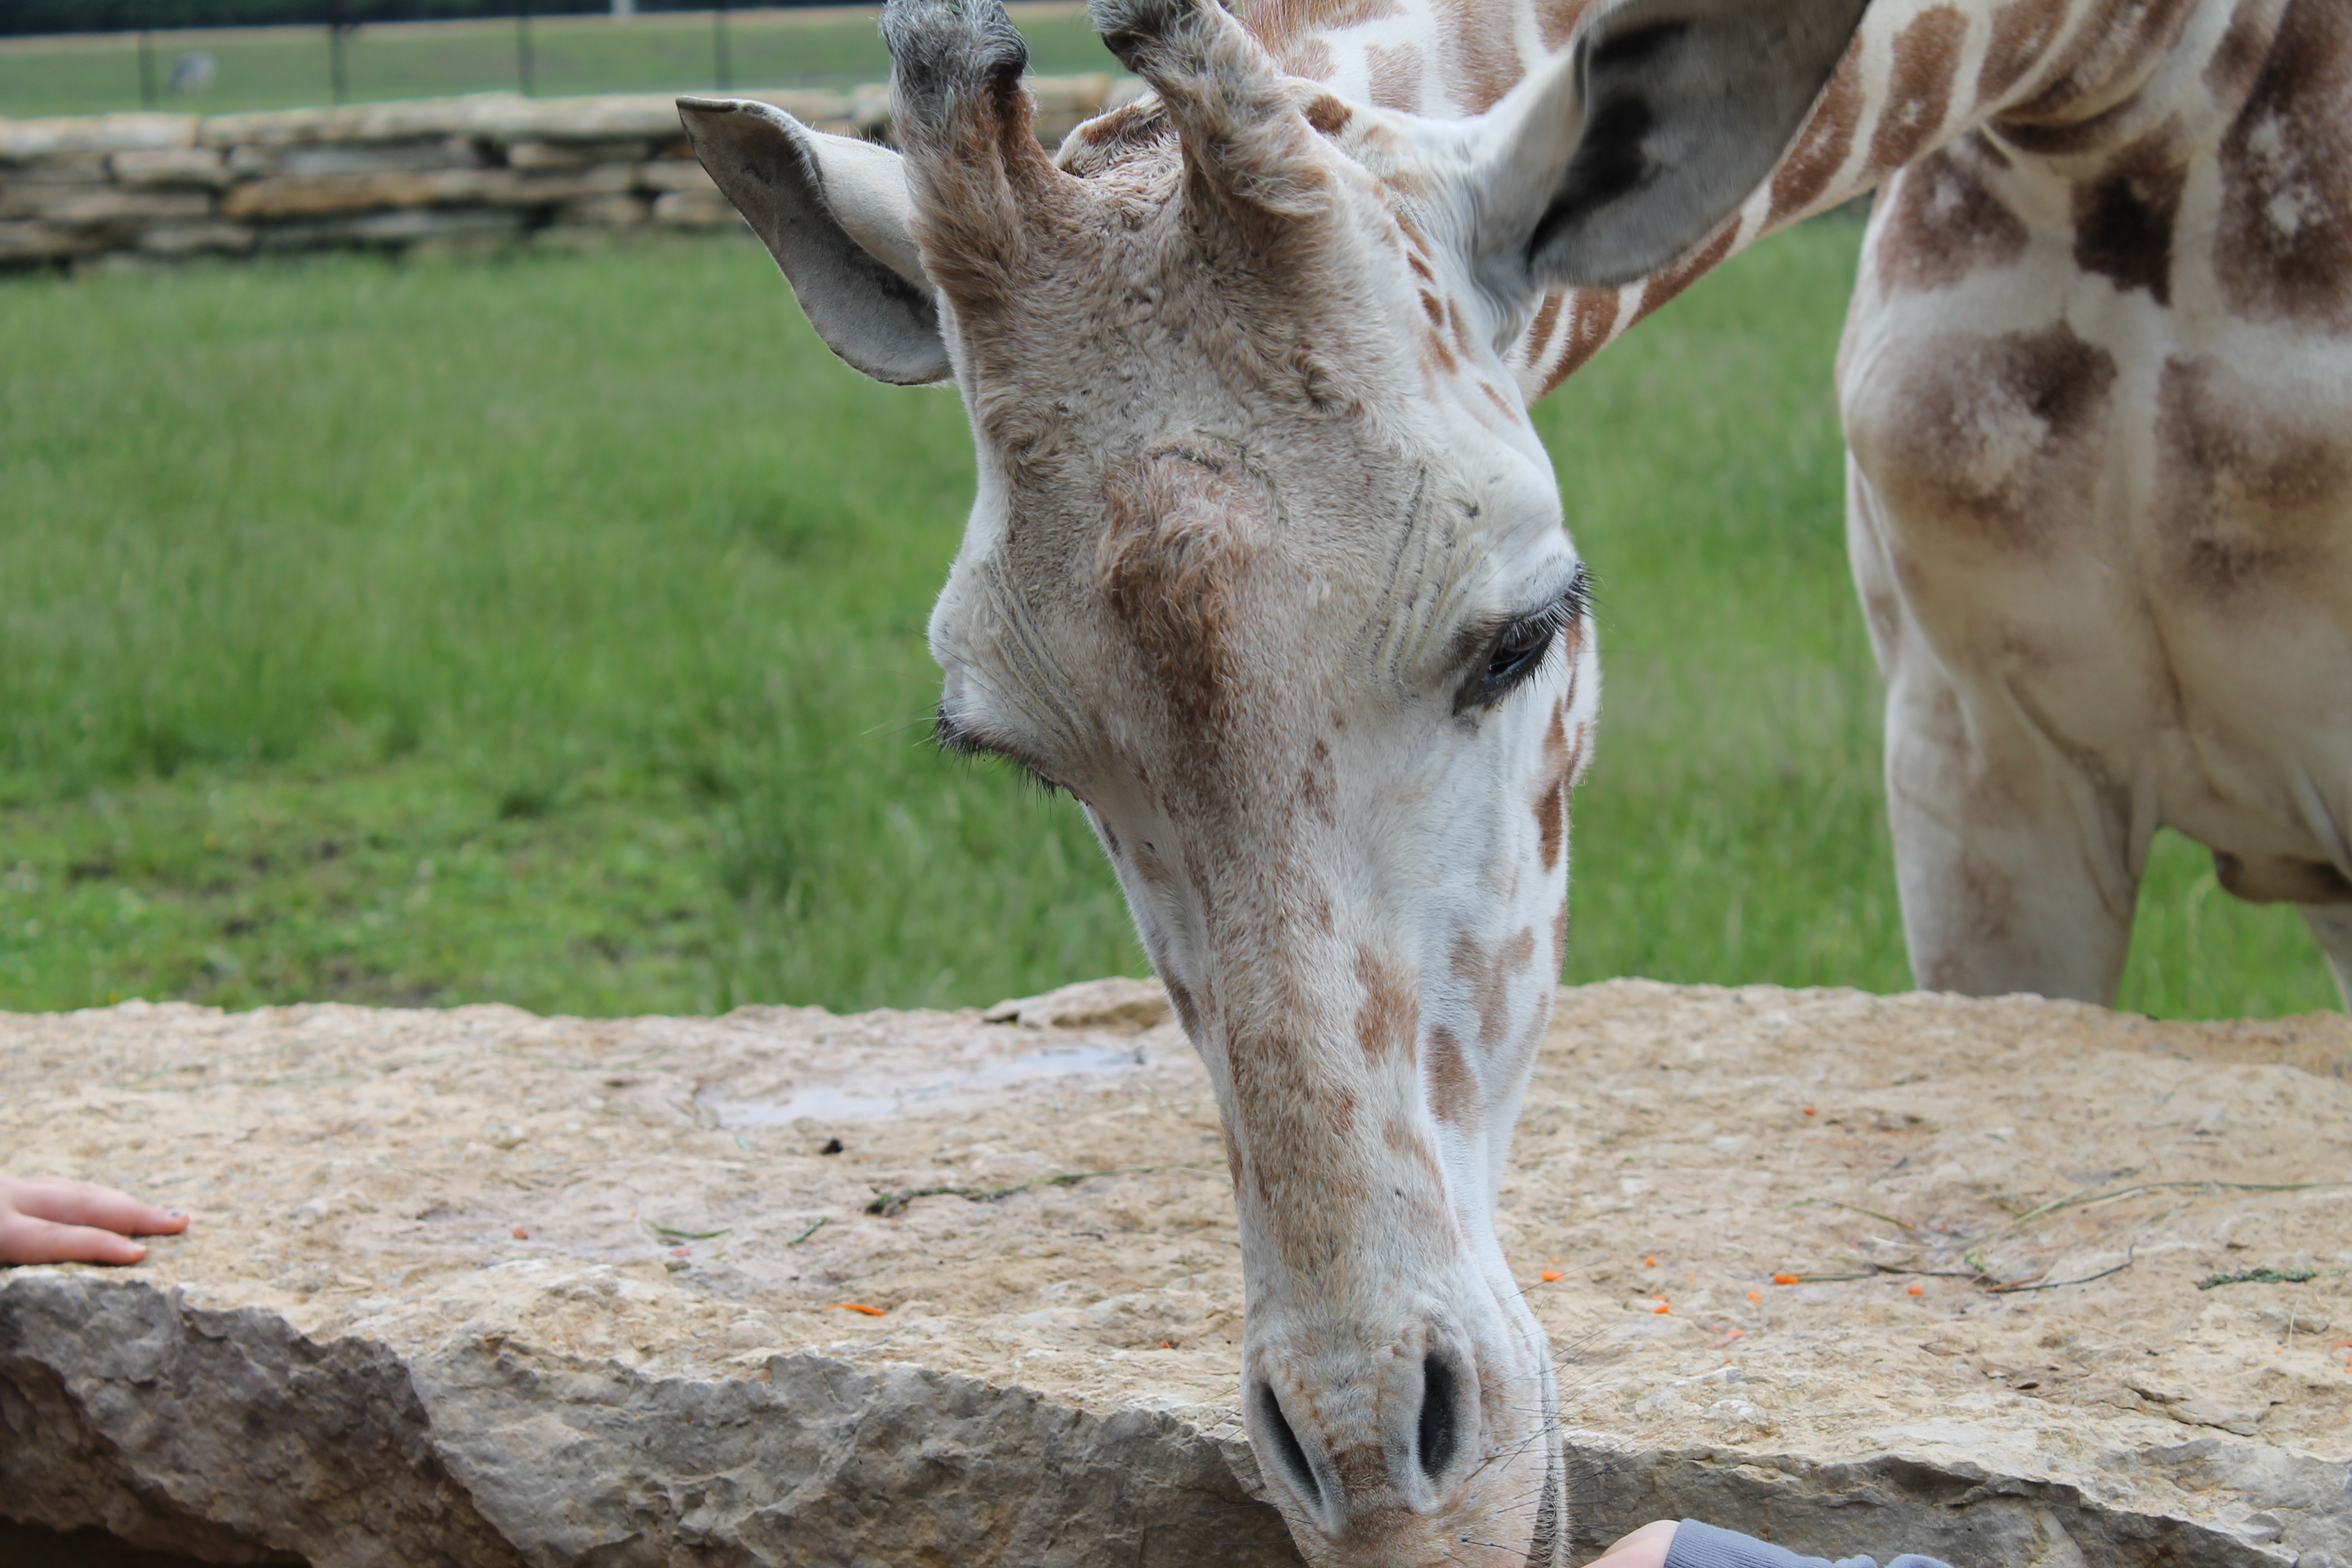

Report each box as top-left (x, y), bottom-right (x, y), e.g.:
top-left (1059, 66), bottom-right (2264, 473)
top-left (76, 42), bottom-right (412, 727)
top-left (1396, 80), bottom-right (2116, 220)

top-left (1664, 1519), bottom-right (1958, 1568)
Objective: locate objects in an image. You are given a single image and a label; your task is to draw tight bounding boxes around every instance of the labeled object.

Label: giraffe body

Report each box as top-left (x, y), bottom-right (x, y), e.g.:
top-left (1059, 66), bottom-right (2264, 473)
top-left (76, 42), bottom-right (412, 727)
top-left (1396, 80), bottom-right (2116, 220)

top-left (1841, 0), bottom-right (2352, 1002)
top-left (672, 0), bottom-right (2348, 1562)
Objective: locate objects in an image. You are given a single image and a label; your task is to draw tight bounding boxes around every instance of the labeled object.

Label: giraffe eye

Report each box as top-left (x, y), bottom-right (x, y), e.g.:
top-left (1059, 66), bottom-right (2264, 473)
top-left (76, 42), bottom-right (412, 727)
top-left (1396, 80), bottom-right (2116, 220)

top-left (1485, 625), bottom-right (1553, 685)
top-left (1454, 568), bottom-right (1589, 714)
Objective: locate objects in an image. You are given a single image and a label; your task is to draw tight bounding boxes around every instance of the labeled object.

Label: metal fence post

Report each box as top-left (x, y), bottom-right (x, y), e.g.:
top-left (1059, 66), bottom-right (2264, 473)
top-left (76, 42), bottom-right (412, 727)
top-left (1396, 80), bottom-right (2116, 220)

top-left (327, 2), bottom-right (351, 106)
top-left (516, 2), bottom-right (536, 96)
top-left (713, 2), bottom-right (731, 91)
top-left (134, 0), bottom-right (158, 111)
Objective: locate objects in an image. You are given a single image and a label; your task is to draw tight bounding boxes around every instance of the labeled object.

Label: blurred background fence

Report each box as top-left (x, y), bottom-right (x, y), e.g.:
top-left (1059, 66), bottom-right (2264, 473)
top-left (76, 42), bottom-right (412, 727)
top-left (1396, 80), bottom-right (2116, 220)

top-left (0, 0), bottom-right (1114, 118)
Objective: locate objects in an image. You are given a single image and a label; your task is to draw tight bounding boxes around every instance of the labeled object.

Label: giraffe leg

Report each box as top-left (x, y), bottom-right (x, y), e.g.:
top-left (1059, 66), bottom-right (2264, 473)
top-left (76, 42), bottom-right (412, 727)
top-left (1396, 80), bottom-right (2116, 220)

top-left (2297, 906), bottom-right (2352, 1010)
top-left (1844, 448), bottom-right (2144, 1005)
top-left (1880, 660), bottom-right (2143, 1004)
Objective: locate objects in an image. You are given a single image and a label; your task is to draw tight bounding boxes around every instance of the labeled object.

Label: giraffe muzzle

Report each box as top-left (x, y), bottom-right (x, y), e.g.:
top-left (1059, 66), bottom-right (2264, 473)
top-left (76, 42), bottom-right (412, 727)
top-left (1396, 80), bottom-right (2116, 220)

top-left (1239, 1290), bottom-right (1565, 1567)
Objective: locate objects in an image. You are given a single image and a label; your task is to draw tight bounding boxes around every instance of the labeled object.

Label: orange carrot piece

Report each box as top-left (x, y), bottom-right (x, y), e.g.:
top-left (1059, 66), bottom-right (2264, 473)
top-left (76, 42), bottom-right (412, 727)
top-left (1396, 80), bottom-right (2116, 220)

top-left (1772, 1273), bottom-right (1801, 1285)
top-left (825, 1303), bottom-right (887, 1316)
top-left (1540, 1270), bottom-right (1564, 1283)
top-left (1747, 1290), bottom-right (1764, 1303)
top-left (1711, 1326), bottom-right (1745, 1349)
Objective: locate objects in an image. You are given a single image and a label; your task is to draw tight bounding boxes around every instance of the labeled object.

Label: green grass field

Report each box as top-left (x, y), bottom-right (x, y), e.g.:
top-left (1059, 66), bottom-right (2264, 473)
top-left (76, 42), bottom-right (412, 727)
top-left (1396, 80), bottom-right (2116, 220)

top-left (0, 222), bottom-right (2337, 1020)
top-left (0, 5), bottom-right (1117, 120)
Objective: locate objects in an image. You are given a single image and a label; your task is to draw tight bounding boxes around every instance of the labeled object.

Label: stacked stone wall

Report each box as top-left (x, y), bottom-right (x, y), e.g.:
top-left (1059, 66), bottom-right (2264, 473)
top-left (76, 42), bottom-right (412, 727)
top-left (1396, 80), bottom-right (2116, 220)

top-left (0, 74), bottom-right (1126, 270)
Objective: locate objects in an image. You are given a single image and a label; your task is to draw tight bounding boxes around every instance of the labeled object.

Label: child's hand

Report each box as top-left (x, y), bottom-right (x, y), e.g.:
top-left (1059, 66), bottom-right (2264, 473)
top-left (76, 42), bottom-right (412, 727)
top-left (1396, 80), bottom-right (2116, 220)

top-left (1589, 1521), bottom-right (1679, 1568)
top-left (0, 1177), bottom-right (188, 1266)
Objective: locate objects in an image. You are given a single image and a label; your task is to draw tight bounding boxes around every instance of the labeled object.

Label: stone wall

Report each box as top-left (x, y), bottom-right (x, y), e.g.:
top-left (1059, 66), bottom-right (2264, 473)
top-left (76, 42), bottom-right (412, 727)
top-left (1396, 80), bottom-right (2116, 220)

top-left (0, 75), bottom-right (1128, 270)
top-left (2, 979), bottom-right (2347, 1566)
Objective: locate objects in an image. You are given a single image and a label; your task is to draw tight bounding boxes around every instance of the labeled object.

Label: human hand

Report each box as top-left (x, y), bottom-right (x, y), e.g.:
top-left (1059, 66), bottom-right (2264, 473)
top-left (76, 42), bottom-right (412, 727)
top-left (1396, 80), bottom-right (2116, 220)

top-left (1588, 1520), bottom-right (1679, 1568)
top-left (0, 1177), bottom-right (188, 1266)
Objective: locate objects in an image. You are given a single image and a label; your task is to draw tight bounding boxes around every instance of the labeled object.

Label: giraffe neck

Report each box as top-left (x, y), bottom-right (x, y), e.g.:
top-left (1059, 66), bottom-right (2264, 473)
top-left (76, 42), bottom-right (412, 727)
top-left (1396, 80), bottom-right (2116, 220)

top-left (1245, 0), bottom-right (2251, 396)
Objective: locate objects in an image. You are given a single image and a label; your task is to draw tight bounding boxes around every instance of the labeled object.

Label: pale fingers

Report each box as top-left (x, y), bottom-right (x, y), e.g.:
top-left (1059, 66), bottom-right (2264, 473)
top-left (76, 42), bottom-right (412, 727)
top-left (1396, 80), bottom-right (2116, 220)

top-left (0, 1177), bottom-right (187, 1238)
top-left (0, 1212), bottom-right (150, 1266)
top-left (1588, 1520), bottom-right (1680, 1568)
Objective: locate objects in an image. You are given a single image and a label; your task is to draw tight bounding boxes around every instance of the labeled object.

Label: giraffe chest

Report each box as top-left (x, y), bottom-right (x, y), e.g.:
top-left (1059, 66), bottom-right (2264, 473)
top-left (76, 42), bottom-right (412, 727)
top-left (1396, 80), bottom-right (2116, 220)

top-left (1838, 137), bottom-right (2352, 845)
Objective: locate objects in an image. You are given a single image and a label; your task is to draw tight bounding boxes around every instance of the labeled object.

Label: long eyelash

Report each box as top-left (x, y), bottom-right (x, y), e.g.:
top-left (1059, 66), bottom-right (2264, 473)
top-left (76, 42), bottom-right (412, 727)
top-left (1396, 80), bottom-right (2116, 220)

top-left (1502, 565), bottom-right (1593, 650)
top-left (933, 706), bottom-right (1065, 796)
top-left (1501, 597), bottom-right (1574, 652)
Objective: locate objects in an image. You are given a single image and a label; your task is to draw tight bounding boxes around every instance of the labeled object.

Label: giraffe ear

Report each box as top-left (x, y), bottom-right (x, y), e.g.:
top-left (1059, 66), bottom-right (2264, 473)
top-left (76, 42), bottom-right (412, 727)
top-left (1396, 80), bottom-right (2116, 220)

top-left (678, 97), bottom-right (954, 386)
top-left (1463, 0), bottom-right (1866, 295)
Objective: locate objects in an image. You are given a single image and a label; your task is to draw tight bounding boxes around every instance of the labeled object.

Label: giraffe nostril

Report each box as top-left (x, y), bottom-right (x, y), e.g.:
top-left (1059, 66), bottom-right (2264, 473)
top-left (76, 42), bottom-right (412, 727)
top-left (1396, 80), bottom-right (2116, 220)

top-left (1418, 1353), bottom-right (1460, 1482)
top-left (1256, 1382), bottom-right (1323, 1509)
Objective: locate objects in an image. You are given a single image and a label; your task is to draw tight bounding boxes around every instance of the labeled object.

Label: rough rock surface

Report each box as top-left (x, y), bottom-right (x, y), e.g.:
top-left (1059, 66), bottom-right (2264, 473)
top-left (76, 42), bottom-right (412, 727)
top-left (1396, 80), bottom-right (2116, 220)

top-left (1, 982), bottom-right (2346, 1567)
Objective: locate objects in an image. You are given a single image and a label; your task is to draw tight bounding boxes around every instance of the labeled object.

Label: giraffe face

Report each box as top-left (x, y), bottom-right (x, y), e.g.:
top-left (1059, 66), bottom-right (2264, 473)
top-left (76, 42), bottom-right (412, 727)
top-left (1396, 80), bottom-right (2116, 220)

top-left (916, 111), bottom-right (1595, 1568)
top-left (680, 0), bottom-right (1867, 1556)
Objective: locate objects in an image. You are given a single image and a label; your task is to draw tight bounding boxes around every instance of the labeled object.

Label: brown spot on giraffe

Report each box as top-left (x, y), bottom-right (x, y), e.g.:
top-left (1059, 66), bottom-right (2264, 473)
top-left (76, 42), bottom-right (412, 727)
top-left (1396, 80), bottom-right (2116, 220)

top-left (1425, 1023), bottom-right (1479, 1129)
top-left (1536, 780), bottom-right (1567, 876)
top-left (1251, 0), bottom-right (1404, 53)
top-left (1301, 736), bottom-right (1338, 827)
top-left (1278, 37), bottom-right (1336, 80)
top-left (1453, 925), bottom-right (1536, 1048)
top-left (1434, 0), bottom-right (1520, 113)
top-left (2000, 0), bottom-right (2201, 127)
top-left (1876, 137), bottom-right (2030, 294)
top-left (1859, 323), bottom-right (2118, 554)
top-left (1096, 447), bottom-right (1269, 721)
top-left (2155, 355), bottom-right (2349, 606)
top-left (1354, 946), bottom-right (1419, 1064)
top-left (1425, 328), bottom-right (1460, 378)
top-left (1539, 286), bottom-right (1622, 391)
top-left (2070, 133), bottom-right (2186, 306)
top-left (1632, 226), bottom-right (1737, 331)
top-left (1304, 93), bottom-right (1353, 137)
top-left (1770, 51), bottom-right (1863, 221)
top-left (1977, 0), bottom-right (2065, 105)
top-left (2206, 0), bottom-right (2275, 99)
top-left (2215, 0), bottom-right (2352, 331)
top-left (1478, 380), bottom-right (1523, 423)
top-left (1523, 291), bottom-right (1562, 360)
top-left (1866, 6), bottom-right (1968, 181)
top-left (1419, 290), bottom-right (1446, 330)
top-left (1366, 42), bottom-right (1422, 112)
top-left (1535, 0), bottom-right (1602, 52)
top-left (1536, 705), bottom-right (1571, 873)
top-left (1445, 297), bottom-right (1478, 362)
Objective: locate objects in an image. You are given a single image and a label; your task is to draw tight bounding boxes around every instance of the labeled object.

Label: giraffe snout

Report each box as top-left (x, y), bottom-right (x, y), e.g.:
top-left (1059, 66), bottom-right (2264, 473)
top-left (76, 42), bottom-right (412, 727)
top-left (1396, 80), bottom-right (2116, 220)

top-left (1245, 1325), bottom-right (1556, 1566)
top-left (1253, 1345), bottom-right (1472, 1519)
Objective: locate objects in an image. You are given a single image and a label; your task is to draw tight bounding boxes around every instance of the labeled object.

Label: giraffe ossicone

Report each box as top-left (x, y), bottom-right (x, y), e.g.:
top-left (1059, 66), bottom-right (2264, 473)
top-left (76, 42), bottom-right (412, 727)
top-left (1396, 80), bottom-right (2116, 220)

top-left (676, 0), bottom-right (2351, 1560)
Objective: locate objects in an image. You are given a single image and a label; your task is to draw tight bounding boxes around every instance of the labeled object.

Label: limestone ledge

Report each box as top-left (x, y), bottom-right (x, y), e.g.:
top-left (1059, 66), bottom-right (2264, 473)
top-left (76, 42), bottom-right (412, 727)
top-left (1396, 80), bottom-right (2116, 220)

top-left (0, 75), bottom-right (1133, 268)
top-left (1, 980), bottom-right (2348, 1566)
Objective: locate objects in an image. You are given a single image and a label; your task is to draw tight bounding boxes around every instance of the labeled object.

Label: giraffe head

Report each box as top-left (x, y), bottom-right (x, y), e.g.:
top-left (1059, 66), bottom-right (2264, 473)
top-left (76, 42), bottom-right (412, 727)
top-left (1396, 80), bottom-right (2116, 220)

top-left (680, 1), bottom-right (1857, 1559)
